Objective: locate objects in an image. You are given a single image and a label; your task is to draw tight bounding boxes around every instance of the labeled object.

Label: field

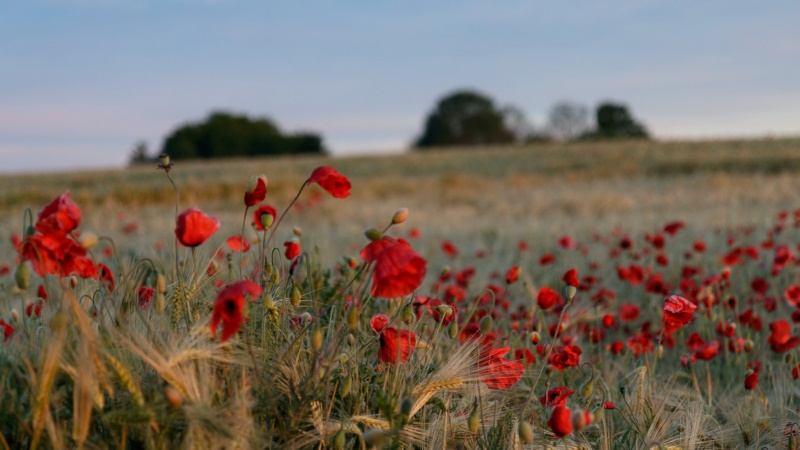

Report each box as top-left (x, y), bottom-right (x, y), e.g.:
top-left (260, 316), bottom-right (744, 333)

top-left (2, 137), bottom-right (800, 449)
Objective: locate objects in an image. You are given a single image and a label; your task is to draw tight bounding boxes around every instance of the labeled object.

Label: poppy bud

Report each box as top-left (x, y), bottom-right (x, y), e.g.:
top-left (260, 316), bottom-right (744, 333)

top-left (518, 421), bottom-right (534, 443)
top-left (479, 316), bottom-right (492, 334)
top-left (786, 353), bottom-right (795, 364)
top-left (24, 224), bottom-right (36, 239)
top-left (530, 331), bottom-right (540, 344)
top-left (291, 286), bottom-right (302, 308)
top-left (155, 291), bottom-right (165, 314)
top-left (592, 407), bottom-right (604, 423)
top-left (744, 339), bottom-right (754, 352)
top-left (344, 305), bottom-right (358, 332)
top-left (363, 428), bottom-right (391, 447)
top-left (338, 353), bottom-right (349, 365)
top-left (447, 321), bottom-right (458, 339)
top-left (364, 227), bottom-right (383, 242)
top-left (580, 379), bottom-right (594, 399)
top-left (11, 309), bottom-right (19, 323)
top-left (79, 232), bottom-right (98, 249)
top-left (402, 302), bottom-right (414, 324)
top-left (392, 208), bottom-right (409, 224)
top-left (49, 311), bottom-right (67, 333)
top-left (159, 153), bottom-right (170, 168)
top-left (293, 226), bottom-right (302, 236)
top-left (311, 327), bottom-right (324, 352)
top-left (565, 285), bottom-right (577, 301)
top-left (656, 345), bottom-right (664, 359)
top-left (341, 376), bottom-right (352, 397)
top-left (331, 429), bottom-right (346, 450)
top-left (164, 386), bottom-right (183, 409)
top-left (399, 397), bottom-right (413, 416)
top-left (572, 409), bottom-right (590, 432)
top-left (15, 263), bottom-right (29, 290)
top-left (468, 409), bottom-right (480, 433)
top-left (347, 333), bottom-right (355, 346)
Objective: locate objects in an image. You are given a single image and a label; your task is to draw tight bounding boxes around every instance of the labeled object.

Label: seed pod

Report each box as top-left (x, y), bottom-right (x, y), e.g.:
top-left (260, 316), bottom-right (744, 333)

top-left (565, 285), bottom-right (577, 301)
top-left (311, 327), bottom-right (324, 352)
top-left (291, 286), bottom-right (301, 308)
top-left (15, 263), bottom-right (29, 290)
top-left (364, 227), bottom-right (382, 242)
top-left (341, 376), bottom-right (352, 397)
top-left (468, 409), bottom-right (480, 433)
top-left (447, 321), bottom-right (458, 339)
top-left (401, 302), bottom-right (414, 324)
top-left (331, 429), bottom-right (346, 450)
top-left (347, 304), bottom-right (359, 330)
top-left (479, 316), bottom-right (492, 334)
top-left (518, 421), bottom-right (534, 443)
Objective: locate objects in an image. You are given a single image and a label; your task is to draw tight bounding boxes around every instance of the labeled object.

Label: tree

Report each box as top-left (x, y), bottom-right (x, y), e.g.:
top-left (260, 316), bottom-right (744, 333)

top-left (414, 90), bottom-right (517, 148)
top-left (593, 102), bottom-right (649, 139)
top-left (547, 101), bottom-right (589, 142)
top-left (128, 141), bottom-right (152, 165)
top-left (161, 111), bottom-right (325, 159)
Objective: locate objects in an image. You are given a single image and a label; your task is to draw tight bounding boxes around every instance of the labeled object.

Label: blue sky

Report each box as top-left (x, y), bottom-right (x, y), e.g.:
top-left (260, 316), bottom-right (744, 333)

top-left (1, 0), bottom-right (798, 172)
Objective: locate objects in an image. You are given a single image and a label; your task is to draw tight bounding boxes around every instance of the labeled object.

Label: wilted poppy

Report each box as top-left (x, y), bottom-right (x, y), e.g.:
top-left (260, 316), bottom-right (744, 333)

top-left (35, 191), bottom-right (81, 236)
top-left (662, 295), bottom-right (697, 333)
top-left (210, 281), bottom-right (262, 342)
top-left (175, 208), bottom-right (220, 247)
top-left (308, 166), bottom-right (351, 198)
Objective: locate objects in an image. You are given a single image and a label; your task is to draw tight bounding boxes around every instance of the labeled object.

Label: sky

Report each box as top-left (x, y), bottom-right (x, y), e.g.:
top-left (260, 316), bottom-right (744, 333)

top-left (1, 0), bottom-right (799, 173)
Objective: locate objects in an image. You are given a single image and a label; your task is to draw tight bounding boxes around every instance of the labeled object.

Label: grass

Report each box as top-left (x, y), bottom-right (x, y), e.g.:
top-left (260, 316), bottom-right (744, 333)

top-left (0, 137), bottom-right (799, 448)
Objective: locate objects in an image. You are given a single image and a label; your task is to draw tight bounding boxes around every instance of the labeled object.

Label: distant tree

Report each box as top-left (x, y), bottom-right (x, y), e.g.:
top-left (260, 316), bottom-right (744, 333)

top-left (128, 141), bottom-right (153, 165)
top-left (500, 105), bottom-right (535, 144)
top-left (414, 90), bottom-right (516, 148)
top-left (161, 111), bottom-right (325, 159)
top-left (592, 102), bottom-right (649, 139)
top-left (547, 101), bottom-right (589, 142)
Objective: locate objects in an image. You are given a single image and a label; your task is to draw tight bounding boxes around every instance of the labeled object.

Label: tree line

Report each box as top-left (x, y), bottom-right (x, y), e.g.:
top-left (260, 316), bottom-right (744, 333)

top-left (130, 90), bottom-right (649, 164)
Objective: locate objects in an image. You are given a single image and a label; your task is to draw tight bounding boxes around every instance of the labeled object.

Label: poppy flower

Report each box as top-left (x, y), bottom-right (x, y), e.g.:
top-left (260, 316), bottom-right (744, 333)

top-left (20, 234), bottom-right (96, 278)
top-left (226, 235), bottom-right (251, 253)
top-left (175, 208), bottom-right (220, 247)
top-left (283, 240), bottom-right (301, 260)
top-left (98, 263), bottom-right (115, 292)
top-left (603, 401), bottom-right (615, 409)
top-left (540, 387), bottom-right (575, 407)
top-left (785, 285), bottom-right (800, 307)
top-left (26, 301), bottom-right (44, 318)
top-left (548, 405), bottom-right (573, 438)
top-left (692, 340), bottom-right (721, 361)
top-left (253, 204), bottom-right (277, 231)
top-left (619, 304), bottom-right (640, 322)
top-left (662, 295), bottom-right (697, 333)
top-left (602, 314), bottom-right (616, 329)
top-left (514, 348), bottom-right (536, 366)
top-left (478, 347), bottom-right (525, 390)
top-left (378, 327), bottom-right (417, 364)
top-left (563, 269), bottom-right (579, 287)
top-left (0, 319), bottom-right (14, 342)
top-left (308, 166), bottom-right (351, 198)
top-left (558, 235), bottom-right (576, 249)
top-left (244, 175), bottom-right (268, 207)
top-left (505, 266), bottom-right (520, 285)
top-left (441, 241), bottom-right (458, 258)
top-left (210, 280), bottom-right (262, 342)
top-left (138, 286), bottom-right (155, 309)
top-left (744, 371), bottom-right (759, 390)
top-left (767, 319), bottom-right (800, 352)
top-left (366, 238), bottom-right (427, 299)
top-left (360, 237), bottom-right (397, 263)
top-left (540, 253), bottom-right (555, 265)
top-left (537, 287), bottom-right (560, 310)
top-left (35, 191), bottom-right (81, 236)
top-left (547, 345), bottom-right (582, 370)
top-left (664, 221), bottom-right (684, 235)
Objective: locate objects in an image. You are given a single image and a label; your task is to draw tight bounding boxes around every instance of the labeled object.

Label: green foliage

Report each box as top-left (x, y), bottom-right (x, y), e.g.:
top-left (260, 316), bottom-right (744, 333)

top-left (414, 90), bottom-right (518, 148)
top-left (161, 111), bottom-right (325, 159)
top-left (585, 101), bottom-right (650, 139)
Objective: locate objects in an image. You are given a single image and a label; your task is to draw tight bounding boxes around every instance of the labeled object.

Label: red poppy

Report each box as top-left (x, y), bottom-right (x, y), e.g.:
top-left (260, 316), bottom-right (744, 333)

top-left (619, 304), bottom-right (640, 322)
top-left (785, 285), bottom-right (800, 307)
top-left (548, 405), bottom-right (573, 438)
top-left (35, 191), bottom-right (81, 236)
top-left (692, 340), bottom-right (721, 361)
top-left (562, 268), bottom-right (579, 287)
top-left (664, 221), bottom-right (684, 235)
top-left (0, 319), bottom-right (13, 342)
top-left (602, 314), bottom-right (616, 329)
top-left (514, 348), bottom-right (536, 366)
top-left (138, 286), bottom-right (155, 310)
top-left (253, 204), bottom-right (278, 231)
top-left (609, 341), bottom-right (624, 354)
top-left (540, 253), bottom-right (555, 265)
top-left (98, 263), bottom-right (115, 292)
top-left (408, 228), bottom-right (421, 239)
top-left (26, 301), bottom-right (44, 318)
top-left (360, 237), bottom-right (397, 263)
top-left (767, 319), bottom-right (800, 352)
top-left (441, 241), bottom-right (458, 258)
top-left (175, 208), bottom-right (220, 247)
top-left (685, 332), bottom-right (706, 351)
top-left (37, 285), bottom-right (48, 300)
top-left (370, 314), bottom-right (390, 333)
top-left (662, 295), bottom-right (697, 333)
top-left (370, 315), bottom-right (416, 364)
top-left (547, 345), bottom-right (582, 370)
top-left (505, 266), bottom-right (520, 285)
top-left (308, 166), bottom-right (351, 198)
top-left (283, 240), bottom-right (301, 260)
top-left (540, 387), bottom-right (575, 407)
top-left (226, 235), bottom-right (251, 253)
top-left (558, 235), bottom-right (576, 249)
top-left (603, 401), bottom-right (615, 409)
top-left (537, 287), bottom-right (561, 310)
top-left (458, 323), bottom-right (498, 348)
top-left (751, 277), bottom-right (769, 295)
top-left (744, 371), bottom-right (758, 390)
top-left (210, 280), bottom-right (262, 342)
top-left (367, 238), bottom-right (427, 298)
top-left (20, 233), bottom-right (97, 278)
top-left (478, 347), bottom-right (525, 390)
top-left (244, 175), bottom-right (267, 207)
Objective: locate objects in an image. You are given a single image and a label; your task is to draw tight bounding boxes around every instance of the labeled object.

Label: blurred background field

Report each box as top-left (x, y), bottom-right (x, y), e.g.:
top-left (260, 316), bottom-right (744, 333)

top-left (2, 138), bottom-right (800, 264)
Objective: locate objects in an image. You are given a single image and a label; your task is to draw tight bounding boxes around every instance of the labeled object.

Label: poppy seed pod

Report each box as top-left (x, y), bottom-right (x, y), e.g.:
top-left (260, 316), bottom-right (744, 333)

top-left (260, 213), bottom-right (274, 229)
top-left (392, 208), bottom-right (409, 224)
